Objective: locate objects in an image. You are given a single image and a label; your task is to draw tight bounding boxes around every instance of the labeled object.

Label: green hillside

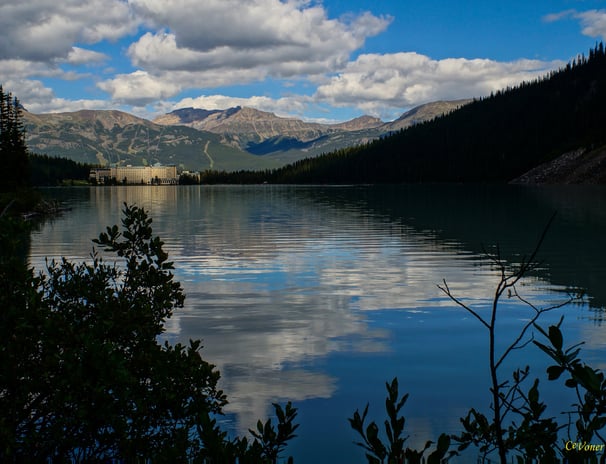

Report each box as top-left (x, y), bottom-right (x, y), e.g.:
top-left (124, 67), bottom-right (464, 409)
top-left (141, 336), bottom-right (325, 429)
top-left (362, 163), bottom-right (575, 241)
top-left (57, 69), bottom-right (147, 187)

top-left (23, 110), bottom-right (280, 172)
top-left (264, 44), bottom-right (606, 184)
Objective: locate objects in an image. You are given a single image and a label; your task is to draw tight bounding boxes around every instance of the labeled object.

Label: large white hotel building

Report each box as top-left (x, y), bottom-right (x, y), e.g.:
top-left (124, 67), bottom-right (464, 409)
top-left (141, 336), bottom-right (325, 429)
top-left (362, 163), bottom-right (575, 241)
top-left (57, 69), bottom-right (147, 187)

top-left (89, 165), bottom-right (178, 185)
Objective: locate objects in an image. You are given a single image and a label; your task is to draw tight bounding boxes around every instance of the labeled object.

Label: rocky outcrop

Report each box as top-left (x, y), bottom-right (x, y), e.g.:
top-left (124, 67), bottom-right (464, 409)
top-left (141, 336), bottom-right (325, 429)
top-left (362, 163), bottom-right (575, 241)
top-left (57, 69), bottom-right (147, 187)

top-left (511, 146), bottom-right (606, 184)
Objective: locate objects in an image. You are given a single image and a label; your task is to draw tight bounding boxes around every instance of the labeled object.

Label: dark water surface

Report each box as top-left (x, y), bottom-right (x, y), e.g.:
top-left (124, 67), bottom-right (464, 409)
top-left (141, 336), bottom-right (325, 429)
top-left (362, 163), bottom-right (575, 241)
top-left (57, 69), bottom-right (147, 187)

top-left (30, 184), bottom-right (606, 462)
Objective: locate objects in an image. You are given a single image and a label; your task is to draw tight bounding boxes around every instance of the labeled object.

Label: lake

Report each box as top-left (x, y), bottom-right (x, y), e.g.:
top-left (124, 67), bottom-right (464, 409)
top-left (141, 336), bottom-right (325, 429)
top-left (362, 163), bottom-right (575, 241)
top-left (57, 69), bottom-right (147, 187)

top-left (29, 184), bottom-right (606, 463)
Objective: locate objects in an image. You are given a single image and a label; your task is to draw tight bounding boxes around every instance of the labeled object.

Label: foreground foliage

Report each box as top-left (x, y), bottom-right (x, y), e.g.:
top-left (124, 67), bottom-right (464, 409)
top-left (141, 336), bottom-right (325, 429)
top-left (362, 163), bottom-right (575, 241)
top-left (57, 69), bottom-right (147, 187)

top-left (0, 204), bottom-right (297, 463)
top-left (349, 218), bottom-right (605, 464)
top-left (349, 378), bottom-right (453, 464)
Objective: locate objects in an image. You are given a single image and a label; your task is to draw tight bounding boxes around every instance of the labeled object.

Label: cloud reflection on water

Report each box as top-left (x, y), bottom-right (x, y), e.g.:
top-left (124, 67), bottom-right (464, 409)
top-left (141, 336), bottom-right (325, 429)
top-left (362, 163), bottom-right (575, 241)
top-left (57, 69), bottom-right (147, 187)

top-left (156, 187), bottom-right (569, 434)
top-left (28, 185), bottom-right (600, 448)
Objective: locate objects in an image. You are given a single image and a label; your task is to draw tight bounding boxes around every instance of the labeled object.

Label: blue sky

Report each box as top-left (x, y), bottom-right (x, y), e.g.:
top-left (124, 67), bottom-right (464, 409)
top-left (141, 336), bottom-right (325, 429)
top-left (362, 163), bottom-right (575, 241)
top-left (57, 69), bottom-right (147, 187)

top-left (1, 0), bottom-right (604, 122)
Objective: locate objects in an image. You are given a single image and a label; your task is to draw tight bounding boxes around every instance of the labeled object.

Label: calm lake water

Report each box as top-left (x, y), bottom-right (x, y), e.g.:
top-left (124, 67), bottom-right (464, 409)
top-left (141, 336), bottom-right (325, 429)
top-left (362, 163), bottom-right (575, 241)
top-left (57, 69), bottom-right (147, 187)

top-left (29, 184), bottom-right (606, 463)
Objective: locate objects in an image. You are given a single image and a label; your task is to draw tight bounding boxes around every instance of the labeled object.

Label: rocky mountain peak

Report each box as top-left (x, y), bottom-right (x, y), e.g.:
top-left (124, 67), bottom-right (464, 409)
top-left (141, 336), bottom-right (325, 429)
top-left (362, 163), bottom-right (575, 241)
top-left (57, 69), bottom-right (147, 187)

top-left (331, 115), bottom-right (384, 131)
top-left (383, 99), bottom-right (473, 131)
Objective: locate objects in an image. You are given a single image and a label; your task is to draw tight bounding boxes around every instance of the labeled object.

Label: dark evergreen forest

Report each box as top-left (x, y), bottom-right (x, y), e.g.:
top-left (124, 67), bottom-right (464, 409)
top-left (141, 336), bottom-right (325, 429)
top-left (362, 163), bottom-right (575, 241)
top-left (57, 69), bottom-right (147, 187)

top-left (28, 154), bottom-right (91, 186)
top-left (202, 43), bottom-right (606, 184)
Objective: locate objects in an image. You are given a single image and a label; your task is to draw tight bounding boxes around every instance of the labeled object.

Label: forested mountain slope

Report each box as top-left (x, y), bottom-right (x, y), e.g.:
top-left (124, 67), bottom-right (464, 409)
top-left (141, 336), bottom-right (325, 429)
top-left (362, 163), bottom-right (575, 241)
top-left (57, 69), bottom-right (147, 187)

top-left (268, 44), bottom-right (606, 184)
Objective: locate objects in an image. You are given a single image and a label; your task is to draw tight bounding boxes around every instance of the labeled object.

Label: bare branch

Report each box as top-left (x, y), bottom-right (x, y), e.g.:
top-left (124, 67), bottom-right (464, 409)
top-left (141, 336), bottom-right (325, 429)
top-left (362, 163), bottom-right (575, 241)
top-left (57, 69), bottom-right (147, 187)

top-left (496, 287), bottom-right (576, 370)
top-left (437, 279), bottom-right (490, 329)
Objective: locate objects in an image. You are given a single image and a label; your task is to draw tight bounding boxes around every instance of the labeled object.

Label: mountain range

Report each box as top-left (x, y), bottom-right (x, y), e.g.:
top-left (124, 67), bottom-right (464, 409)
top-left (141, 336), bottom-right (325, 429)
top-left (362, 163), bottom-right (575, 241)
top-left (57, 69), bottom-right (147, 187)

top-left (22, 100), bottom-right (470, 172)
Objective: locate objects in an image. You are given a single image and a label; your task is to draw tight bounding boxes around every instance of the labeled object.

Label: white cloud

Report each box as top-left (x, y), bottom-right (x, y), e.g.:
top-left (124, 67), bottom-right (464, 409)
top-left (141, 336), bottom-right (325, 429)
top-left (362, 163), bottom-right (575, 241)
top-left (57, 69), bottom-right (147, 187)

top-left (0, 1), bottom-right (138, 62)
top-left (2, 78), bottom-right (111, 114)
top-left (576, 10), bottom-right (606, 38)
top-left (26, 97), bottom-right (115, 114)
top-left (63, 47), bottom-right (109, 66)
top-left (544, 9), bottom-right (606, 40)
top-left (0, 59), bottom-right (61, 81)
top-left (100, 50), bottom-right (563, 120)
top-left (570, 9), bottom-right (606, 39)
top-left (130, 0), bottom-right (390, 56)
top-left (2, 79), bottom-right (56, 107)
top-left (0, 57), bottom-right (93, 94)
top-left (171, 94), bottom-right (311, 117)
top-left (0, 2), bottom-right (132, 112)
top-left (94, 0), bottom-right (391, 104)
top-left (98, 70), bottom-right (183, 106)
top-left (314, 52), bottom-right (563, 118)
top-left (93, 0), bottom-right (391, 107)
top-left (542, 10), bottom-right (575, 23)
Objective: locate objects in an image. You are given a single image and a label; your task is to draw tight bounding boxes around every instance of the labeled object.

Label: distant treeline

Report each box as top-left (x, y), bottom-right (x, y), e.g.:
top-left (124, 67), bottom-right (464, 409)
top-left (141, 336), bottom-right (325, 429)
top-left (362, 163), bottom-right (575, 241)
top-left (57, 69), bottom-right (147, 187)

top-left (202, 43), bottom-right (606, 184)
top-left (29, 153), bottom-right (92, 186)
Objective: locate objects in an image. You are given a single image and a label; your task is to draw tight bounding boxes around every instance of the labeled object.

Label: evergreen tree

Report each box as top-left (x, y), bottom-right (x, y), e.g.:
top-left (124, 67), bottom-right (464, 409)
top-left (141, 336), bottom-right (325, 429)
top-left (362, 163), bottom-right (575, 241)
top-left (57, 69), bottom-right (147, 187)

top-left (0, 86), bottom-right (9, 152)
top-left (0, 86), bottom-right (29, 192)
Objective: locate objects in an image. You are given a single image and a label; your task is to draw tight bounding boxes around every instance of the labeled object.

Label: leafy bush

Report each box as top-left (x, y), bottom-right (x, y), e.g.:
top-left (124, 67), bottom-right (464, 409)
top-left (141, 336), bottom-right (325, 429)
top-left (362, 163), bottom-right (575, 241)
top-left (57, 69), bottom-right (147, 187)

top-left (349, 377), bottom-right (453, 464)
top-left (0, 203), bottom-right (297, 463)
